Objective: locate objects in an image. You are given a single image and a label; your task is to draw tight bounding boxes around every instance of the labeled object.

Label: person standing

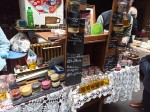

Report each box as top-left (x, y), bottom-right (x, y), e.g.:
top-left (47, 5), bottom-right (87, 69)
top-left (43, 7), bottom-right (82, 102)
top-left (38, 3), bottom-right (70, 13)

top-left (128, 6), bottom-right (138, 36)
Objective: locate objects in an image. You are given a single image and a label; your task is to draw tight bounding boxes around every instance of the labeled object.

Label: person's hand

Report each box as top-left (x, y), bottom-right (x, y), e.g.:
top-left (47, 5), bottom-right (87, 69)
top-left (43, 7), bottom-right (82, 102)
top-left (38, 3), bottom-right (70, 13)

top-left (0, 52), bottom-right (9, 59)
top-left (122, 38), bottom-right (128, 44)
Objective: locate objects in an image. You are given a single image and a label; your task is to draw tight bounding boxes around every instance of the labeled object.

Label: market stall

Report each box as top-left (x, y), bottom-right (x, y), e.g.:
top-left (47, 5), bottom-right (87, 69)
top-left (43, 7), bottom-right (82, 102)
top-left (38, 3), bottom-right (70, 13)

top-left (0, 0), bottom-right (141, 112)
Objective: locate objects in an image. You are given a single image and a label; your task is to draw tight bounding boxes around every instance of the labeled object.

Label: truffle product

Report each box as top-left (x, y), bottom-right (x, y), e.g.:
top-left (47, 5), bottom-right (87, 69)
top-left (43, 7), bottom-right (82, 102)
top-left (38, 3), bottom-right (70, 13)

top-left (52, 81), bottom-right (60, 88)
top-left (68, 26), bottom-right (79, 33)
top-left (38, 76), bottom-right (47, 82)
top-left (6, 74), bottom-right (16, 85)
top-left (15, 65), bottom-right (21, 70)
top-left (68, 4), bottom-right (80, 12)
top-left (41, 80), bottom-right (51, 90)
top-left (9, 83), bottom-right (19, 90)
top-left (113, 24), bottom-right (123, 31)
top-left (21, 86), bottom-right (32, 97)
top-left (50, 73), bottom-right (59, 81)
top-left (0, 81), bottom-right (8, 100)
top-left (115, 67), bottom-right (121, 71)
top-left (32, 82), bottom-right (41, 93)
top-left (10, 89), bottom-right (21, 100)
top-left (67, 11), bottom-right (80, 18)
top-left (20, 67), bottom-right (24, 72)
top-left (48, 70), bottom-right (55, 77)
top-left (59, 73), bottom-right (65, 82)
top-left (67, 18), bottom-right (79, 27)
top-left (0, 75), bottom-right (7, 81)
top-left (23, 66), bottom-right (28, 70)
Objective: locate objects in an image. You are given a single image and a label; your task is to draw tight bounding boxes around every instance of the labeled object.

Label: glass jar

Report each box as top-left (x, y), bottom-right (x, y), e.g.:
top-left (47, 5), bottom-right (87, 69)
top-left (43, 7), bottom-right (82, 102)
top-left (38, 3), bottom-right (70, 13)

top-left (79, 19), bottom-right (85, 33)
top-left (68, 4), bottom-right (80, 12)
top-left (68, 26), bottom-right (79, 33)
top-left (113, 24), bottom-right (123, 32)
top-left (6, 74), bottom-right (16, 85)
top-left (0, 80), bottom-right (8, 101)
top-left (32, 82), bottom-right (41, 94)
top-left (80, 10), bottom-right (91, 35)
top-left (118, 2), bottom-right (127, 12)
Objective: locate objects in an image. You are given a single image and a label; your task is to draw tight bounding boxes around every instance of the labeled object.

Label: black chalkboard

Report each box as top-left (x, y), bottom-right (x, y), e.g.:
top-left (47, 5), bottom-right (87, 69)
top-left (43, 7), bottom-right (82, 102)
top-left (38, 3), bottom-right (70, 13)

top-left (65, 33), bottom-right (84, 86)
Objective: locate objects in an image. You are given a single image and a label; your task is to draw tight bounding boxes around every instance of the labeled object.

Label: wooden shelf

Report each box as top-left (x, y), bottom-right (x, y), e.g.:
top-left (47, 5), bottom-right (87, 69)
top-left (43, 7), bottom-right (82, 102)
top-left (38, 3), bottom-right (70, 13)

top-left (84, 33), bottom-right (108, 44)
top-left (15, 26), bottom-right (65, 31)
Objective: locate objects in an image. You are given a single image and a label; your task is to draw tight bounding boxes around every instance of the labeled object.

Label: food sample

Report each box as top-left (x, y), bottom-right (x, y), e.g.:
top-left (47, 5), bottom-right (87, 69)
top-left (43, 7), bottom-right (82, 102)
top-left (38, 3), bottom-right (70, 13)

top-left (41, 80), bottom-right (51, 89)
top-left (38, 76), bottom-right (47, 82)
top-left (15, 65), bottom-right (21, 70)
top-left (52, 81), bottom-right (60, 88)
top-left (48, 70), bottom-right (55, 77)
top-left (59, 73), bottom-right (65, 82)
top-left (50, 73), bottom-right (59, 81)
top-left (10, 89), bottom-right (21, 100)
top-left (32, 82), bottom-right (41, 93)
top-left (21, 86), bottom-right (32, 97)
top-left (9, 83), bottom-right (19, 90)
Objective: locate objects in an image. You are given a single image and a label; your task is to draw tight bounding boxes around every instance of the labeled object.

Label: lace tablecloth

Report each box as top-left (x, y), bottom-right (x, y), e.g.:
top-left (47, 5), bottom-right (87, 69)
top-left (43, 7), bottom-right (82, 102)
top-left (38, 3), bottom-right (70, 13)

top-left (0, 87), bottom-right (71, 112)
top-left (68, 74), bottom-right (113, 112)
top-left (105, 66), bottom-right (140, 103)
top-left (0, 66), bottom-right (140, 112)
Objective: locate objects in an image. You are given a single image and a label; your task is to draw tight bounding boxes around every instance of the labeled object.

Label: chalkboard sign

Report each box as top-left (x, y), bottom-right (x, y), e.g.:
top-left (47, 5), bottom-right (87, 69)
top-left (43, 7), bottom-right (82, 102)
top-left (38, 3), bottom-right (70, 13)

top-left (65, 33), bottom-right (84, 86)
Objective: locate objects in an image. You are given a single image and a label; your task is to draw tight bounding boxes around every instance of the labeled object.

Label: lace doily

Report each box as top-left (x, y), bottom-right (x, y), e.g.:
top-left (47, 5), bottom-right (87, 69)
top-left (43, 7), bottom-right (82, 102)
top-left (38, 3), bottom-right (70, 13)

top-left (105, 66), bottom-right (140, 103)
top-left (1, 88), bottom-right (71, 112)
top-left (68, 74), bottom-right (113, 112)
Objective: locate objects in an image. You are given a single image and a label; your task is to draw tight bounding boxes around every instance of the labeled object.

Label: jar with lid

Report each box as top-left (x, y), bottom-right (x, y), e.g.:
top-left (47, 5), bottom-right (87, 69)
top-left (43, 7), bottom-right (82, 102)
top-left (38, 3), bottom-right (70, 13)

top-left (80, 10), bottom-right (91, 35)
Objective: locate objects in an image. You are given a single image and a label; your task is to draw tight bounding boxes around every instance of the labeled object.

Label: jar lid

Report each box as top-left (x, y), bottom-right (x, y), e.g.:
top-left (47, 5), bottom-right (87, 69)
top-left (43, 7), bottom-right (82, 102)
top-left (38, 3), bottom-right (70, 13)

top-left (32, 82), bottom-right (41, 90)
top-left (38, 76), bottom-right (47, 82)
top-left (114, 24), bottom-right (123, 27)
top-left (80, 10), bottom-right (90, 14)
top-left (117, 42), bottom-right (126, 47)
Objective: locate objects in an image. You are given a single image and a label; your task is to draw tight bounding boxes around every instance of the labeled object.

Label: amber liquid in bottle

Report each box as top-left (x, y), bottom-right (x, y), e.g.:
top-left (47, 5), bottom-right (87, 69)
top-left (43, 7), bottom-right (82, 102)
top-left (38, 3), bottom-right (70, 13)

top-left (103, 78), bottom-right (110, 86)
top-left (0, 91), bottom-right (7, 100)
top-left (28, 61), bottom-right (36, 70)
top-left (95, 79), bottom-right (100, 89)
top-left (121, 13), bottom-right (130, 28)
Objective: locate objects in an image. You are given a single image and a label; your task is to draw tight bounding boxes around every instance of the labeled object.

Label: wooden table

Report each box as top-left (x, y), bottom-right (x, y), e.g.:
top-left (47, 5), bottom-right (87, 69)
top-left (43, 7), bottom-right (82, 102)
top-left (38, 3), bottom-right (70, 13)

top-left (130, 43), bottom-right (150, 59)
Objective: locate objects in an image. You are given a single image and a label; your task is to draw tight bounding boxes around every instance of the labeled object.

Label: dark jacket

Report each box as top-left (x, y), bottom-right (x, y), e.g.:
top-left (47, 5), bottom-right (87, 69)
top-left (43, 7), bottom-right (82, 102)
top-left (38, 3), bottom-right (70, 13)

top-left (140, 55), bottom-right (150, 93)
top-left (131, 17), bottom-right (138, 35)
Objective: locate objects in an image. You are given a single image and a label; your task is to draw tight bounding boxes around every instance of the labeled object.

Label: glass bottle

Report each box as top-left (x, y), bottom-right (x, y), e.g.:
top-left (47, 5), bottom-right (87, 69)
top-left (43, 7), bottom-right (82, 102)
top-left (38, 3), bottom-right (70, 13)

top-left (0, 80), bottom-right (8, 101)
top-left (121, 12), bottom-right (130, 28)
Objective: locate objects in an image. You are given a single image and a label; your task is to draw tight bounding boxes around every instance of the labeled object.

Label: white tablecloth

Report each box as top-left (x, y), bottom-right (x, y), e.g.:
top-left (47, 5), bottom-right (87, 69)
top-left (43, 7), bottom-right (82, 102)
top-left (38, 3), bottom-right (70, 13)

top-left (68, 74), bottom-right (113, 112)
top-left (105, 66), bottom-right (140, 103)
top-left (0, 66), bottom-right (140, 112)
top-left (130, 44), bottom-right (150, 58)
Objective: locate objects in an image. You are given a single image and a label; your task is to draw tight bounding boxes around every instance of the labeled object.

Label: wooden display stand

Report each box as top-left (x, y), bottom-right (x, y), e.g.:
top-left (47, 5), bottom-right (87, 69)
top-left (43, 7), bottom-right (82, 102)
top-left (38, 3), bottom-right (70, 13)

top-left (13, 0), bottom-right (119, 111)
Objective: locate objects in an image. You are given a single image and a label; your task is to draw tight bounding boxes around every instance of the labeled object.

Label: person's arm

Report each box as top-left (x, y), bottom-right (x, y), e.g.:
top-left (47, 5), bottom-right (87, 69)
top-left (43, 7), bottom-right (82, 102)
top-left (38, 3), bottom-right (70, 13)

top-left (0, 27), bottom-right (10, 58)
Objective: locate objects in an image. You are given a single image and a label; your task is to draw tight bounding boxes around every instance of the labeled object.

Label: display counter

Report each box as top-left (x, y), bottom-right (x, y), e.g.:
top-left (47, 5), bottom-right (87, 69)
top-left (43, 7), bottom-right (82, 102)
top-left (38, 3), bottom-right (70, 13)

top-left (130, 40), bottom-right (150, 58)
top-left (35, 32), bottom-right (108, 44)
top-left (0, 66), bottom-right (140, 112)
